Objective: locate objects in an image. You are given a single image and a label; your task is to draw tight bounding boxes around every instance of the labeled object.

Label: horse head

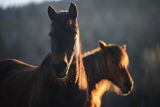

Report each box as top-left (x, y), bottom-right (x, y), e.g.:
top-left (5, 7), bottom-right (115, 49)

top-left (48, 2), bottom-right (79, 77)
top-left (98, 41), bottom-right (134, 95)
top-left (48, 2), bottom-right (78, 59)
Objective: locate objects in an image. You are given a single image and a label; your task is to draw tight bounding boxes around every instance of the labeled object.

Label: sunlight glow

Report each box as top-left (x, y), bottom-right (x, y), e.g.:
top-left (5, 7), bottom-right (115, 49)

top-left (90, 80), bottom-right (112, 107)
top-left (0, 0), bottom-right (61, 8)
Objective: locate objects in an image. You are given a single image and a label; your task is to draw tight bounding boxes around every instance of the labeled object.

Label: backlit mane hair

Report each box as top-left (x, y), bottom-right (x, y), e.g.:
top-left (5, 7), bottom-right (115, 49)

top-left (83, 43), bottom-right (114, 57)
top-left (66, 21), bottom-right (88, 89)
top-left (83, 47), bottom-right (107, 80)
top-left (83, 47), bottom-right (101, 57)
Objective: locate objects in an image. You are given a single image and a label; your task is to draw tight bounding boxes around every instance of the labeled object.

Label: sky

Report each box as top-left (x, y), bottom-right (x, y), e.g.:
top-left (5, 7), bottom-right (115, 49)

top-left (0, 0), bottom-right (61, 8)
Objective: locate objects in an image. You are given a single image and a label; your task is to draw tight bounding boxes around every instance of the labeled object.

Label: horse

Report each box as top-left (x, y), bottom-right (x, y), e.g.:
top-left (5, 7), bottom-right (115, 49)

top-left (69, 41), bottom-right (134, 107)
top-left (48, 2), bottom-right (88, 106)
top-left (0, 2), bottom-right (88, 107)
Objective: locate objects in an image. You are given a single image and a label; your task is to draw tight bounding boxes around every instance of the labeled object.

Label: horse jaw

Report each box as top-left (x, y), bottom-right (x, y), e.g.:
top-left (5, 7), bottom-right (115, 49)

top-left (110, 82), bottom-right (132, 96)
top-left (110, 83), bottom-right (123, 95)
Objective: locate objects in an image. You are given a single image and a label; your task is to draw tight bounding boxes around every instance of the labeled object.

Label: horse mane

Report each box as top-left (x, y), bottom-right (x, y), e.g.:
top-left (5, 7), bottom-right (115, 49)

top-left (66, 24), bottom-right (88, 89)
top-left (83, 47), bottom-right (101, 58)
top-left (74, 30), bottom-right (88, 89)
top-left (83, 43), bottom-right (117, 58)
top-left (83, 48), bottom-right (107, 83)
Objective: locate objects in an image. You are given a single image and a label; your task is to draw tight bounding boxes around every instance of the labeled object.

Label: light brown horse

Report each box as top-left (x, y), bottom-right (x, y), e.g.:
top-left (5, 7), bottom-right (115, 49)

top-left (69, 41), bottom-right (134, 107)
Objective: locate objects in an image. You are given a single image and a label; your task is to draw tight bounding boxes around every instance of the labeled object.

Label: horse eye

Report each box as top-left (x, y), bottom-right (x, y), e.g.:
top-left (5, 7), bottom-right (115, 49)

top-left (67, 19), bottom-right (72, 25)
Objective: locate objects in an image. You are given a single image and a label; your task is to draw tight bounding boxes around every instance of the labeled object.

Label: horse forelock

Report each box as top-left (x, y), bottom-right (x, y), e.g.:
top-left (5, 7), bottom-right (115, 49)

top-left (120, 48), bottom-right (129, 68)
top-left (105, 45), bottom-right (129, 67)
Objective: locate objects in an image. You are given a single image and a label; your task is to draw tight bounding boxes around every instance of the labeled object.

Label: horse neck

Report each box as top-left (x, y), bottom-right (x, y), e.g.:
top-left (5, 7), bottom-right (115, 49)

top-left (38, 53), bottom-right (57, 77)
top-left (67, 55), bottom-right (88, 90)
top-left (83, 50), bottom-right (106, 91)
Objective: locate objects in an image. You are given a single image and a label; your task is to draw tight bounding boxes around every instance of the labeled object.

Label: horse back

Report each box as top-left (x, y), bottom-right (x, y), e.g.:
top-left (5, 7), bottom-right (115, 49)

top-left (0, 59), bottom-right (35, 83)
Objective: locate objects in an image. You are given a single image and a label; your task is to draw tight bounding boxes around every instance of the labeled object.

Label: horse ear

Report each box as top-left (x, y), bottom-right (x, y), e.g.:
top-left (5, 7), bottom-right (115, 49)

top-left (69, 2), bottom-right (78, 19)
top-left (122, 44), bottom-right (127, 50)
top-left (48, 5), bottom-right (57, 20)
top-left (98, 40), bottom-right (107, 49)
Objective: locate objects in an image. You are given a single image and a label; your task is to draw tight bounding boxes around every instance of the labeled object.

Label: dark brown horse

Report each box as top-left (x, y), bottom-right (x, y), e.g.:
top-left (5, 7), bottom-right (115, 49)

top-left (48, 1), bottom-right (79, 77)
top-left (48, 2), bottom-right (88, 106)
top-left (69, 41), bottom-right (134, 107)
top-left (0, 2), bottom-right (88, 107)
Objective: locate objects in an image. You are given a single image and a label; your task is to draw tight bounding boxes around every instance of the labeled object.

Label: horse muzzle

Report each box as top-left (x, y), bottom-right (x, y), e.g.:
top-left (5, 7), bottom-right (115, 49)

top-left (120, 80), bottom-right (134, 95)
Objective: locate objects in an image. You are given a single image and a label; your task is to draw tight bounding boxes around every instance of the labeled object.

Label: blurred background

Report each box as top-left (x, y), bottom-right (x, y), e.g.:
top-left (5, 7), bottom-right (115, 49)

top-left (0, 0), bottom-right (160, 107)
